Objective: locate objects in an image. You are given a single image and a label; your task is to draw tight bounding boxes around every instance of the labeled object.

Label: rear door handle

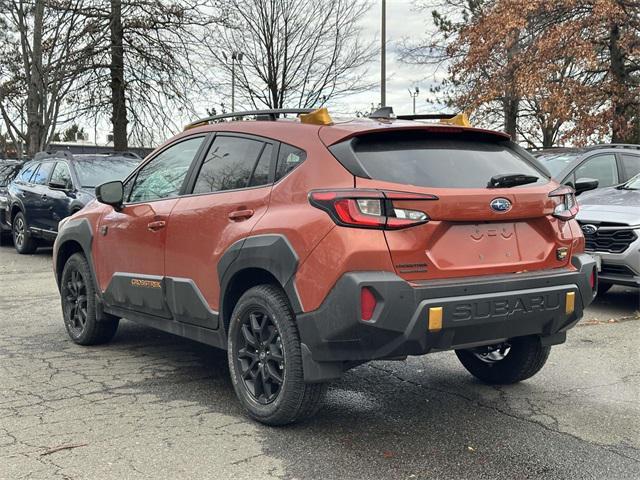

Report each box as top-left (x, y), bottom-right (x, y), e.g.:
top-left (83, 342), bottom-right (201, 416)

top-left (228, 209), bottom-right (254, 221)
top-left (147, 220), bottom-right (166, 231)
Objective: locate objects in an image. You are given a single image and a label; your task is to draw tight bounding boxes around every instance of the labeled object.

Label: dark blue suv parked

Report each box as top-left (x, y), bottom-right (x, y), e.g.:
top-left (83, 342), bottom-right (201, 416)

top-left (6, 151), bottom-right (141, 253)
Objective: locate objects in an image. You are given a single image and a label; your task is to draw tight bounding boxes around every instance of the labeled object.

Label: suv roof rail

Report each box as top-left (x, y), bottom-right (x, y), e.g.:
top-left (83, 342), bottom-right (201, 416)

top-left (584, 144), bottom-right (640, 151)
top-left (185, 109), bottom-right (315, 130)
top-left (108, 151), bottom-right (141, 159)
top-left (33, 150), bottom-right (74, 161)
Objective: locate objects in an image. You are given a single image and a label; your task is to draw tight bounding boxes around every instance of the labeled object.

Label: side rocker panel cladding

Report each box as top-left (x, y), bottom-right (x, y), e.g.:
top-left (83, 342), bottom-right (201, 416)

top-left (218, 234), bottom-right (302, 321)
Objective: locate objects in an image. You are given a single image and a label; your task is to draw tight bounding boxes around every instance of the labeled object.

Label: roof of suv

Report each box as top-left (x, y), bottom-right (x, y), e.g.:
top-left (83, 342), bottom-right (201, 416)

top-left (32, 150), bottom-right (141, 162)
top-left (178, 116), bottom-right (512, 154)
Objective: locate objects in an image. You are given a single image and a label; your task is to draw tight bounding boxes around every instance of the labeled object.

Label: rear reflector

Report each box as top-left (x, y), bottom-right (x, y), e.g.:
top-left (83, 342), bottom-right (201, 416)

top-left (361, 287), bottom-right (377, 321)
top-left (565, 292), bottom-right (575, 314)
top-left (428, 307), bottom-right (443, 331)
top-left (590, 269), bottom-right (596, 290)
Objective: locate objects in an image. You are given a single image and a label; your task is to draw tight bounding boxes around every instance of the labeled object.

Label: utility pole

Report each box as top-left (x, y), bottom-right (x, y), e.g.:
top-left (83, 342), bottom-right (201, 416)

top-left (381, 0), bottom-right (386, 107)
top-left (230, 51), bottom-right (243, 112)
top-left (408, 87), bottom-right (420, 114)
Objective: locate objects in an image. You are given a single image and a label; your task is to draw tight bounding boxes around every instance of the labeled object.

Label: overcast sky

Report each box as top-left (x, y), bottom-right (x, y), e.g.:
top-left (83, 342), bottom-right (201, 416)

top-left (340, 0), bottom-right (442, 116)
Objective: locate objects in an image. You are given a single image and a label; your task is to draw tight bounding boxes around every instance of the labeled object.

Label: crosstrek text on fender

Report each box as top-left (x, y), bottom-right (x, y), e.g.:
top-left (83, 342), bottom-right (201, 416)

top-left (52, 107), bottom-right (598, 426)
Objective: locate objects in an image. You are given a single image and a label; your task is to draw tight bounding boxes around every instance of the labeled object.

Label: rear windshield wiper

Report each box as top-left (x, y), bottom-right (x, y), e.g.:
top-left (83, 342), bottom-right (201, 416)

top-left (487, 173), bottom-right (539, 188)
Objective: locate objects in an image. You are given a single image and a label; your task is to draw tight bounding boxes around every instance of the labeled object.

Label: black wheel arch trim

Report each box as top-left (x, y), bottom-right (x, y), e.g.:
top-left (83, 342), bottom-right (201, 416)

top-left (218, 234), bottom-right (303, 330)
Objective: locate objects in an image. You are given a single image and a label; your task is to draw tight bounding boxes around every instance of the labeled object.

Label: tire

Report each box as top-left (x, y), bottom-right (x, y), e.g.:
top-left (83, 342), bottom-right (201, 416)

top-left (598, 282), bottom-right (613, 295)
top-left (12, 211), bottom-right (38, 254)
top-left (227, 284), bottom-right (327, 426)
top-left (60, 253), bottom-right (119, 345)
top-left (455, 336), bottom-right (551, 385)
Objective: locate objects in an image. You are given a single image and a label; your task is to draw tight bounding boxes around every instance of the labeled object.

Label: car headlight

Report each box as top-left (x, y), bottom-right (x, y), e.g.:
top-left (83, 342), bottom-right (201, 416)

top-left (0, 195), bottom-right (8, 208)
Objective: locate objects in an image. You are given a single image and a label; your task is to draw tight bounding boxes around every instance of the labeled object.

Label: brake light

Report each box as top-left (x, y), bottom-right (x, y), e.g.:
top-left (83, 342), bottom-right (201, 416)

top-left (549, 186), bottom-right (579, 220)
top-left (361, 287), bottom-right (377, 321)
top-left (309, 189), bottom-right (436, 230)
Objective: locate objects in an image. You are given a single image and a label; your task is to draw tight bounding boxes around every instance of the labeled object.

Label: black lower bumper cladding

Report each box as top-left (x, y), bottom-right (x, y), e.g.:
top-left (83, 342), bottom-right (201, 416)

top-left (297, 254), bottom-right (597, 381)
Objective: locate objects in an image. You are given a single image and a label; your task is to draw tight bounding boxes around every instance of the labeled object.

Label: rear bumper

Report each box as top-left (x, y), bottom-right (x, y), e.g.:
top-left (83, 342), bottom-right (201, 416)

top-left (297, 254), bottom-right (597, 381)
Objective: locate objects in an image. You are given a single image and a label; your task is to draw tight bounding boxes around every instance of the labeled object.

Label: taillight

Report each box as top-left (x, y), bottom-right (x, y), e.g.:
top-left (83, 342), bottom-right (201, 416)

top-left (549, 186), bottom-right (579, 220)
top-left (309, 189), bottom-right (436, 230)
top-left (360, 287), bottom-right (377, 321)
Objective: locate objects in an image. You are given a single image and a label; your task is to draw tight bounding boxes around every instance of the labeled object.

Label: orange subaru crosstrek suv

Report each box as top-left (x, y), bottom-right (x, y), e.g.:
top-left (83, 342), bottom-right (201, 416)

top-left (53, 108), bottom-right (597, 425)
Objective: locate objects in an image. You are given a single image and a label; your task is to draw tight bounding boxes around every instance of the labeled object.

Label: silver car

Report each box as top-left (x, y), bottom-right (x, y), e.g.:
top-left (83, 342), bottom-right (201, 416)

top-left (577, 174), bottom-right (640, 293)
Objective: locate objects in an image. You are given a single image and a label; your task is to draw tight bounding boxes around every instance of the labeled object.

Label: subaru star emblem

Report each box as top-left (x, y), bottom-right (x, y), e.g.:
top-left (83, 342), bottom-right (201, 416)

top-left (581, 224), bottom-right (598, 235)
top-left (490, 198), bottom-right (512, 213)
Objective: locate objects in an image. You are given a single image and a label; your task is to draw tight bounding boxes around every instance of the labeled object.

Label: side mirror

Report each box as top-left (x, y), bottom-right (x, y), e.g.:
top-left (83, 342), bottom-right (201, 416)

top-left (48, 180), bottom-right (71, 191)
top-left (95, 181), bottom-right (124, 209)
top-left (574, 178), bottom-right (599, 195)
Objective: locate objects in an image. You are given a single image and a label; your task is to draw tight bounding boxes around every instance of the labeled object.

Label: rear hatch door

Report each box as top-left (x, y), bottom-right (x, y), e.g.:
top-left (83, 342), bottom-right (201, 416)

top-left (333, 128), bottom-right (573, 281)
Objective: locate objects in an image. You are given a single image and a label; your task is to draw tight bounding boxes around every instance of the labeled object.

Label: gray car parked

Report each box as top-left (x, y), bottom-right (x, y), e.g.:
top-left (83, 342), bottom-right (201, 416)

top-left (533, 144), bottom-right (640, 195)
top-left (577, 174), bottom-right (640, 293)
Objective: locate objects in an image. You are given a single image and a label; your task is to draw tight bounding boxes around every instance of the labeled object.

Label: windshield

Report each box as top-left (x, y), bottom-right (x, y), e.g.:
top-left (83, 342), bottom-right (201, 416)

top-left (0, 162), bottom-right (22, 187)
top-left (623, 173), bottom-right (640, 190)
top-left (535, 152), bottom-right (579, 177)
top-left (74, 158), bottom-right (140, 187)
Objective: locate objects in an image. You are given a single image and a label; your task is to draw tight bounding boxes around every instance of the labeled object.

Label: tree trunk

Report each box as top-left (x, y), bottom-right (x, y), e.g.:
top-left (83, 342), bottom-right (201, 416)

top-left (609, 23), bottom-right (630, 143)
top-left (110, 0), bottom-right (127, 150)
top-left (26, 0), bottom-right (45, 157)
top-left (503, 96), bottom-right (519, 140)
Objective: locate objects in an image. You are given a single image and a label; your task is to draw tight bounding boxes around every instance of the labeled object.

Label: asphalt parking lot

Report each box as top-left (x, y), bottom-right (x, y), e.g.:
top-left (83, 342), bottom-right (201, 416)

top-left (1, 244), bottom-right (638, 480)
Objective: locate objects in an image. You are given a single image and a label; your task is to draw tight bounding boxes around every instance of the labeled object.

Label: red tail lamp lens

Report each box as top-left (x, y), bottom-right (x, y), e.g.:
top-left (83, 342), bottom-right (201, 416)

top-left (361, 287), bottom-right (377, 321)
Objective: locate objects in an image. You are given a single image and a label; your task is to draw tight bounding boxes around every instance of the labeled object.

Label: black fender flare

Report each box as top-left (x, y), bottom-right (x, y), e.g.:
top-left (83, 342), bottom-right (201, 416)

top-left (54, 218), bottom-right (99, 294)
top-left (218, 234), bottom-right (303, 323)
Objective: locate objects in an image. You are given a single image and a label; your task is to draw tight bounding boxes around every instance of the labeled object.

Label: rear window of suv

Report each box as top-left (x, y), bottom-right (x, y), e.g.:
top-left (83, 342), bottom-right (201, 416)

top-left (349, 131), bottom-right (547, 189)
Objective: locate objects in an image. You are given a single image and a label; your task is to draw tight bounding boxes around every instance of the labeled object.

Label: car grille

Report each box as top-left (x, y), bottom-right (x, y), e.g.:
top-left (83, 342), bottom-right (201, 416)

top-left (600, 264), bottom-right (637, 278)
top-left (580, 222), bottom-right (638, 254)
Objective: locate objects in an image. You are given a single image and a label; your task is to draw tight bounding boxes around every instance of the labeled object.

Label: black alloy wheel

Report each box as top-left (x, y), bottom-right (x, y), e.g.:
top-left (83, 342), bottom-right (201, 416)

top-left (62, 267), bottom-right (89, 337)
top-left (60, 253), bottom-right (119, 345)
top-left (235, 308), bottom-right (285, 405)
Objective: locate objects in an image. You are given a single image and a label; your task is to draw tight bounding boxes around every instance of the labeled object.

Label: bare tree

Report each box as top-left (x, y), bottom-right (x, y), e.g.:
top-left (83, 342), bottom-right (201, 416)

top-left (0, 0), bottom-right (97, 156)
top-left (207, 0), bottom-right (375, 110)
top-left (75, 0), bottom-right (227, 149)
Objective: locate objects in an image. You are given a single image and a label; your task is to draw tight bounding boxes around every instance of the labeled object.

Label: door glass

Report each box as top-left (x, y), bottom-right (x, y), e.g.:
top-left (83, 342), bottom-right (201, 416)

top-left (129, 136), bottom-right (204, 203)
top-left (574, 154), bottom-right (618, 187)
top-left (193, 136), bottom-right (264, 194)
top-left (31, 162), bottom-right (55, 185)
top-left (621, 154), bottom-right (640, 180)
top-left (50, 162), bottom-right (73, 189)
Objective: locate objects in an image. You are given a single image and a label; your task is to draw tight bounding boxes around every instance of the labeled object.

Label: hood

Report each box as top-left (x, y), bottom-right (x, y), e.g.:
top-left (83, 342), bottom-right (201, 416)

top-left (78, 186), bottom-right (96, 198)
top-left (577, 187), bottom-right (640, 225)
top-left (579, 186), bottom-right (640, 207)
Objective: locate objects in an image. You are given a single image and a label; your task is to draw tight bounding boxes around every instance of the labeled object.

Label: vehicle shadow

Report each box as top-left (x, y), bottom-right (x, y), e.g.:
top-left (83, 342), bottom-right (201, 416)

top-left (99, 319), bottom-right (636, 480)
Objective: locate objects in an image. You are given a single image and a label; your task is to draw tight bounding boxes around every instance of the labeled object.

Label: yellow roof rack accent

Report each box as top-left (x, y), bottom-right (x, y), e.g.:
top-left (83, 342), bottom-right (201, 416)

top-left (299, 107), bottom-right (333, 126)
top-left (439, 113), bottom-right (471, 127)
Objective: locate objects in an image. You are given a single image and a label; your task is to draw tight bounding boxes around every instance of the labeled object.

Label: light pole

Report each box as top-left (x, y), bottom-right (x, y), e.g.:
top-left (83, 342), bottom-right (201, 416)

top-left (381, 0), bottom-right (386, 107)
top-left (231, 51), bottom-right (243, 112)
top-left (408, 87), bottom-right (420, 114)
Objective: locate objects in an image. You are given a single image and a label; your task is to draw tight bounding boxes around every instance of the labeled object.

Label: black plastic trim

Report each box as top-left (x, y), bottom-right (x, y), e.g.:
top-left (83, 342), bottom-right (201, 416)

top-left (296, 254), bottom-right (597, 378)
top-left (218, 234), bottom-right (302, 318)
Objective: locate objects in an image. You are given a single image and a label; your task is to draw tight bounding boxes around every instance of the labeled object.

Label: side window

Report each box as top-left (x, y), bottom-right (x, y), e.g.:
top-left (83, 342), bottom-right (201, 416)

top-left (574, 154), bottom-right (618, 187)
top-left (129, 136), bottom-right (204, 203)
top-left (621, 154), bottom-right (640, 180)
top-left (20, 163), bottom-right (38, 182)
top-left (275, 144), bottom-right (306, 181)
top-left (192, 136), bottom-right (265, 194)
top-left (50, 162), bottom-right (73, 189)
top-left (31, 162), bottom-right (54, 185)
